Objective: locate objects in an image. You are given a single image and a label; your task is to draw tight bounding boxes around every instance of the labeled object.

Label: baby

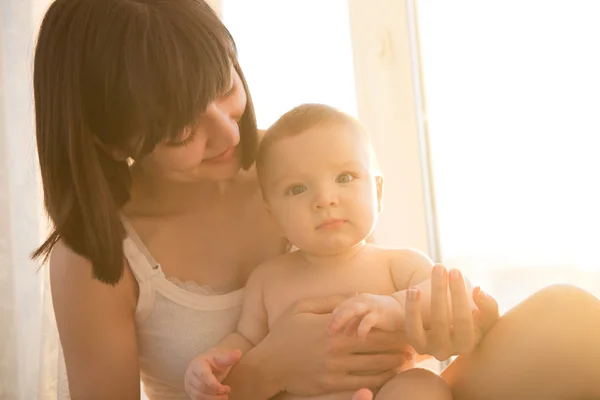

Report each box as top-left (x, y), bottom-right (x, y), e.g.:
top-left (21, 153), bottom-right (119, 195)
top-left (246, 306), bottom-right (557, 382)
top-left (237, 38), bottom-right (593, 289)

top-left (185, 104), bottom-right (466, 400)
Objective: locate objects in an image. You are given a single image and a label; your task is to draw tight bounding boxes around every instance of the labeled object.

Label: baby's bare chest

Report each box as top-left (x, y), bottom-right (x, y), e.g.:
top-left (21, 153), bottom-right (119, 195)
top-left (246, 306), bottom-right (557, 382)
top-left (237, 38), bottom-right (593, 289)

top-left (263, 265), bottom-right (397, 326)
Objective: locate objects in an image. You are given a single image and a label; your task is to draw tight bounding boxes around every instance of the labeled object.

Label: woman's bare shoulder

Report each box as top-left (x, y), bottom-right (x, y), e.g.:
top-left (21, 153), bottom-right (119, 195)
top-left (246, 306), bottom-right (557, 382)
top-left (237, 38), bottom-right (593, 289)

top-left (258, 128), bottom-right (266, 141)
top-left (49, 240), bottom-right (141, 397)
top-left (49, 240), bottom-right (138, 312)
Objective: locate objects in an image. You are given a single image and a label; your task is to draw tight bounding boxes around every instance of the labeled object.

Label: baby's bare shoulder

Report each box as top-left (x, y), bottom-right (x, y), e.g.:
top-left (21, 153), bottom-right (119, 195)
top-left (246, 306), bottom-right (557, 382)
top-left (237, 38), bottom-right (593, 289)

top-left (247, 251), bottom-right (304, 285)
top-left (374, 247), bottom-right (434, 290)
top-left (362, 244), bottom-right (426, 263)
top-left (383, 247), bottom-right (433, 267)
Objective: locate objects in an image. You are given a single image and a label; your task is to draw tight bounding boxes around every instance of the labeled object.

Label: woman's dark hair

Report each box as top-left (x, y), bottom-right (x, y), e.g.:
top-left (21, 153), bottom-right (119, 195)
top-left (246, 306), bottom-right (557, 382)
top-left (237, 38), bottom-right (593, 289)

top-left (31, 0), bottom-right (258, 285)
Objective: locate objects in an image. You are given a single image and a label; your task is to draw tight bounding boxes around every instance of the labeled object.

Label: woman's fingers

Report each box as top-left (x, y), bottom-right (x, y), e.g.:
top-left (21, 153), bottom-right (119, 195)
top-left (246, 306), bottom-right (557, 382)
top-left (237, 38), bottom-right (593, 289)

top-left (352, 388), bottom-right (374, 400)
top-left (404, 287), bottom-right (428, 354)
top-left (346, 329), bottom-right (408, 354)
top-left (473, 286), bottom-right (500, 334)
top-left (341, 351), bottom-right (410, 373)
top-left (448, 269), bottom-right (476, 353)
top-left (428, 265), bottom-right (452, 359)
top-left (401, 265), bottom-right (497, 361)
top-left (326, 370), bottom-right (398, 392)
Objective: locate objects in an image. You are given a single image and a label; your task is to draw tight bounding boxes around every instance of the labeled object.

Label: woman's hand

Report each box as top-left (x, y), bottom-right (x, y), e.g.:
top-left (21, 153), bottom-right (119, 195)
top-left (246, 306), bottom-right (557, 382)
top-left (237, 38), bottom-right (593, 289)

top-left (404, 265), bottom-right (500, 361)
top-left (352, 388), bottom-right (374, 400)
top-left (255, 295), bottom-right (413, 396)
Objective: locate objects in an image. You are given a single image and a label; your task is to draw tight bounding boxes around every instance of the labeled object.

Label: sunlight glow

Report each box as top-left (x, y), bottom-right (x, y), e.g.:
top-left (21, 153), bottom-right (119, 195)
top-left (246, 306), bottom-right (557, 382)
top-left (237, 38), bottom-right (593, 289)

top-left (417, 1), bottom-right (600, 309)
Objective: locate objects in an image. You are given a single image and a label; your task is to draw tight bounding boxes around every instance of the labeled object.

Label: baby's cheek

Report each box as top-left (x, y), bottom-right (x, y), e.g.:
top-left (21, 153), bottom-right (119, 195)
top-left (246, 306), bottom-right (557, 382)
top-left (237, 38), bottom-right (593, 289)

top-left (282, 219), bottom-right (313, 246)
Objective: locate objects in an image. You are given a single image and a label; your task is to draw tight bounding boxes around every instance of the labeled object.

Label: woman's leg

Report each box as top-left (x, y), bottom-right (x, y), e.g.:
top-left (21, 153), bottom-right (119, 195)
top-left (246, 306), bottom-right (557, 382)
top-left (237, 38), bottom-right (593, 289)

top-left (442, 284), bottom-right (600, 400)
top-left (375, 368), bottom-right (452, 400)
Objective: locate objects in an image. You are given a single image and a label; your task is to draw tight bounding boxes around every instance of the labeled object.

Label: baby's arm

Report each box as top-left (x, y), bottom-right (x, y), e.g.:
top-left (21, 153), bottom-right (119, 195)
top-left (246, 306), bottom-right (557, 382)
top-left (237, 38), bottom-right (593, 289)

top-left (184, 265), bottom-right (271, 398)
top-left (329, 249), bottom-right (475, 338)
top-left (233, 262), bottom-right (272, 348)
top-left (389, 248), bottom-right (436, 327)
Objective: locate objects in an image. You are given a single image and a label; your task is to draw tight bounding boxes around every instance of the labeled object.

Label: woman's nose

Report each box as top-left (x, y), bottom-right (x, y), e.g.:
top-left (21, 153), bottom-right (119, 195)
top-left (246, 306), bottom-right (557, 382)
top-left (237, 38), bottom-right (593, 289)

top-left (203, 102), bottom-right (240, 148)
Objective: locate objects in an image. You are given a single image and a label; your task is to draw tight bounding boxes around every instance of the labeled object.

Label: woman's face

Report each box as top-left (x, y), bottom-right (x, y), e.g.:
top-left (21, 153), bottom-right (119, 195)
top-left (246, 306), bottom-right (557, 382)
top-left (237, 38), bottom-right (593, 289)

top-left (138, 67), bottom-right (248, 183)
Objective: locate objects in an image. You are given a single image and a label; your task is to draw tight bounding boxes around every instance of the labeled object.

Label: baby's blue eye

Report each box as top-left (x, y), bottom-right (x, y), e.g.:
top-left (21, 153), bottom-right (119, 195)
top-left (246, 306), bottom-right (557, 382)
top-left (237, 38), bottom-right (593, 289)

top-left (336, 173), bottom-right (354, 184)
top-left (287, 185), bottom-right (306, 195)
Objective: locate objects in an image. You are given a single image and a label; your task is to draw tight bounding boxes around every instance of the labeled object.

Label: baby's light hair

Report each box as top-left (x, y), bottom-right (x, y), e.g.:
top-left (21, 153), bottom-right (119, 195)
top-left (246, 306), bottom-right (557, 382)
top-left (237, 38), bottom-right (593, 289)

top-left (256, 103), bottom-right (378, 191)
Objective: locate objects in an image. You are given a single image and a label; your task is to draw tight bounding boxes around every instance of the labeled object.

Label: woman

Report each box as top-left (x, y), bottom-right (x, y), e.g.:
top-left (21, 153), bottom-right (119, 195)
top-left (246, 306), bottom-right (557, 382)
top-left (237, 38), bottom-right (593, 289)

top-left (33, 0), bottom-right (600, 399)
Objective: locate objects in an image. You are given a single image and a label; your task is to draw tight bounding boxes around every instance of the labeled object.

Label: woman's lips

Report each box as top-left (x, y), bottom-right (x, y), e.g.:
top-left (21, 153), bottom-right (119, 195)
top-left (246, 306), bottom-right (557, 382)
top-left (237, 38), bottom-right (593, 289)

top-left (203, 147), bottom-right (236, 163)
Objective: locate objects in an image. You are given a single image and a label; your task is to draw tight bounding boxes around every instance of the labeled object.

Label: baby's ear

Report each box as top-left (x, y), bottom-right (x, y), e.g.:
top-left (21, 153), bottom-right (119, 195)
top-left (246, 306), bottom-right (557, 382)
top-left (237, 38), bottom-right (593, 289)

top-left (263, 200), bottom-right (286, 237)
top-left (375, 175), bottom-right (384, 213)
top-left (263, 200), bottom-right (273, 218)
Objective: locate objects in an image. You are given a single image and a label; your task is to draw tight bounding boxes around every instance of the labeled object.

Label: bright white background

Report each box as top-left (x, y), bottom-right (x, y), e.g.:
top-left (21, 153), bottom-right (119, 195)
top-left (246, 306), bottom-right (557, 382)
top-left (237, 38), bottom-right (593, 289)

top-left (223, 0), bottom-right (600, 313)
top-left (417, 1), bottom-right (600, 312)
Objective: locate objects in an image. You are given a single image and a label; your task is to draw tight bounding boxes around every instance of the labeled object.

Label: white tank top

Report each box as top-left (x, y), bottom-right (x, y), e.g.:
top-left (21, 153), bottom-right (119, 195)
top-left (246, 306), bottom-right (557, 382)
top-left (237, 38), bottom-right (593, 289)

top-left (120, 217), bottom-right (245, 399)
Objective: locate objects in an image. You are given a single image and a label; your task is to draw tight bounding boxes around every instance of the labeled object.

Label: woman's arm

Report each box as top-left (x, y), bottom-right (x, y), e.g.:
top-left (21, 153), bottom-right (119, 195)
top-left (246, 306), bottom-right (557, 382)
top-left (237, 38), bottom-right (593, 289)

top-left (50, 241), bottom-right (141, 399)
top-left (225, 295), bottom-right (411, 399)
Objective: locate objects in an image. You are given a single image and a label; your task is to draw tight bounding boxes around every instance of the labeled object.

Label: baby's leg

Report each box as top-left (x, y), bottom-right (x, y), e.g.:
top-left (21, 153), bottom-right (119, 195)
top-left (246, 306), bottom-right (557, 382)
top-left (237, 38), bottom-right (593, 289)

top-left (375, 368), bottom-right (452, 400)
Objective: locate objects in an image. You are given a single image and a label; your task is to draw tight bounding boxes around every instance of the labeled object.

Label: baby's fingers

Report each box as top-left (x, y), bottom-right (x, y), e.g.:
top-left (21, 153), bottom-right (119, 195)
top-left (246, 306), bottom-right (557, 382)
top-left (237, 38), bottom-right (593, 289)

top-left (330, 302), bottom-right (369, 335)
top-left (195, 364), bottom-right (230, 395)
top-left (190, 393), bottom-right (230, 400)
top-left (343, 316), bottom-right (363, 336)
top-left (356, 313), bottom-right (379, 339)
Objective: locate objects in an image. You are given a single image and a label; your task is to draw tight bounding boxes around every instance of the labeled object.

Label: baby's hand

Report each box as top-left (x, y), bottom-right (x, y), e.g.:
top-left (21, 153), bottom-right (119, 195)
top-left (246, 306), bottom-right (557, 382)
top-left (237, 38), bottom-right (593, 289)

top-left (184, 348), bottom-right (242, 400)
top-left (329, 294), bottom-right (402, 339)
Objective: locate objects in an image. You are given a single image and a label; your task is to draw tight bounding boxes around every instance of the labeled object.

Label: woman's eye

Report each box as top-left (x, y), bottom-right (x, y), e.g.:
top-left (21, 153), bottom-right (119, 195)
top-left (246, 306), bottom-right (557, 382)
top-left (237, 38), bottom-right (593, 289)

top-left (336, 173), bottom-right (354, 183)
top-left (167, 127), bottom-right (196, 147)
top-left (221, 81), bottom-right (236, 98)
top-left (286, 185), bottom-right (306, 195)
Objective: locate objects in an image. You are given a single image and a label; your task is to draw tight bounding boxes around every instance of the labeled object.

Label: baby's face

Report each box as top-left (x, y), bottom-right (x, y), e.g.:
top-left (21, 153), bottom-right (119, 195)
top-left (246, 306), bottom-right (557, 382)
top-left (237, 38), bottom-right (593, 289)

top-left (261, 123), bottom-right (382, 256)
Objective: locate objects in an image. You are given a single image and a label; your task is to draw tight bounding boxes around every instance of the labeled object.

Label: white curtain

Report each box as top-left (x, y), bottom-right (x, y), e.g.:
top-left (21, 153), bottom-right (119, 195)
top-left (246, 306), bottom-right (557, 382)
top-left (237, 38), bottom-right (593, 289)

top-left (0, 0), bottom-right (60, 399)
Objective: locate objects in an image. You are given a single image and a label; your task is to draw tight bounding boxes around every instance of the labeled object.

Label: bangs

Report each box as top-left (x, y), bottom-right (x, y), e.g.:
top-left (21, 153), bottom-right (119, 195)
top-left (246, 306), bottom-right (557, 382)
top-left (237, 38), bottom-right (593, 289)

top-left (81, 0), bottom-right (236, 157)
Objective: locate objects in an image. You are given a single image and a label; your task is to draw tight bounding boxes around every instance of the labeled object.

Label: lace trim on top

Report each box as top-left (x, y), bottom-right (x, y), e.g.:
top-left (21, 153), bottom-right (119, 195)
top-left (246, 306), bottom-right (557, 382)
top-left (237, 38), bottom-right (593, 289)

top-left (166, 277), bottom-right (230, 296)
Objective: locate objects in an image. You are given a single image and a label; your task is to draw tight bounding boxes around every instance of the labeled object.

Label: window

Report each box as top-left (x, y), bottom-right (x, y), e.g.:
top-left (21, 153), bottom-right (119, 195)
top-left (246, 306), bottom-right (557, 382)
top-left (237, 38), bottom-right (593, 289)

top-left (417, 1), bottom-right (600, 312)
top-left (221, 0), bottom-right (358, 128)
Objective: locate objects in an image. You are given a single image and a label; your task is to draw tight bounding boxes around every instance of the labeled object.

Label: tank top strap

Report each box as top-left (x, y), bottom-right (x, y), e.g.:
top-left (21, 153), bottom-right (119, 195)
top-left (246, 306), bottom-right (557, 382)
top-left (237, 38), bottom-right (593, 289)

top-left (120, 214), bottom-right (244, 312)
top-left (120, 215), bottom-right (160, 322)
top-left (121, 216), bottom-right (162, 281)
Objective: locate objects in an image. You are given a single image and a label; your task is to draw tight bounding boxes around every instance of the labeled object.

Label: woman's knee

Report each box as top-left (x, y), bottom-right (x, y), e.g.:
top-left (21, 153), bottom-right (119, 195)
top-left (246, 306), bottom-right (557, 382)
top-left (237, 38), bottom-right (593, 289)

top-left (529, 283), bottom-right (598, 305)
top-left (518, 284), bottom-right (600, 326)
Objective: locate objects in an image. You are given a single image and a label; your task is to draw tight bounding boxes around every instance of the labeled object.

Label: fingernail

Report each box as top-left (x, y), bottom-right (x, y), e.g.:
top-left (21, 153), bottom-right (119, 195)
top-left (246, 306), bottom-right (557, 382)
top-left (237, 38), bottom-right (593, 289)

top-left (436, 265), bottom-right (447, 276)
top-left (449, 269), bottom-right (461, 281)
top-left (408, 288), bottom-right (419, 301)
top-left (478, 288), bottom-right (487, 299)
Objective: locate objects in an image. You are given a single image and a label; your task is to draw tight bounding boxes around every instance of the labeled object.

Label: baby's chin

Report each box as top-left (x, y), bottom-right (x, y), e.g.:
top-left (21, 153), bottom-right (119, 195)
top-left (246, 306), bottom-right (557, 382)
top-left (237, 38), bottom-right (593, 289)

top-left (296, 239), bottom-right (367, 257)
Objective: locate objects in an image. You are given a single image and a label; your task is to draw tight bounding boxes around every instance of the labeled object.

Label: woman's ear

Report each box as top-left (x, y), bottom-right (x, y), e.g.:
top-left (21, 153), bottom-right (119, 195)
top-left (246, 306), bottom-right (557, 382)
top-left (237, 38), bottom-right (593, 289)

top-left (376, 175), bottom-right (384, 213)
top-left (94, 137), bottom-right (129, 161)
